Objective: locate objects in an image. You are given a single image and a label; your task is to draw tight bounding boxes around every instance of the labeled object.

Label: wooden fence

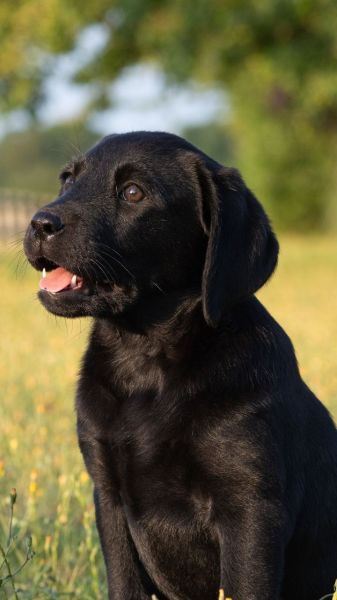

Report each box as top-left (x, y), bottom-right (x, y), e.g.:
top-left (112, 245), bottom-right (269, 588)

top-left (0, 189), bottom-right (50, 240)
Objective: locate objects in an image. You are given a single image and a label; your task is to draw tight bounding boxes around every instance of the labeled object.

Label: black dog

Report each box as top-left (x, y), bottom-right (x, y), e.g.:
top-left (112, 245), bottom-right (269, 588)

top-left (24, 132), bottom-right (337, 600)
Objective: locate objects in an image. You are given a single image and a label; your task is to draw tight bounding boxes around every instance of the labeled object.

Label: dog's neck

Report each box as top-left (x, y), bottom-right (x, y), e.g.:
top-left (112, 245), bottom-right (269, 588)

top-left (95, 292), bottom-right (209, 362)
top-left (131, 289), bottom-right (202, 331)
top-left (87, 291), bottom-right (203, 396)
top-left (90, 294), bottom-right (280, 398)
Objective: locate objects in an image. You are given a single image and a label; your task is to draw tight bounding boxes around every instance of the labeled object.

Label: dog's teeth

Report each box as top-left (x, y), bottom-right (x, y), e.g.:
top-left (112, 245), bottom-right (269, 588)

top-left (71, 274), bottom-right (77, 288)
top-left (42, 268), bottom-right (46, 279)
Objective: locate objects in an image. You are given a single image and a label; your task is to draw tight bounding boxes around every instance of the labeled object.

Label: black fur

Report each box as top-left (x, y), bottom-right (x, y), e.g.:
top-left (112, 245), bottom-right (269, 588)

top-left (24, 131), bottom-right (337, 600)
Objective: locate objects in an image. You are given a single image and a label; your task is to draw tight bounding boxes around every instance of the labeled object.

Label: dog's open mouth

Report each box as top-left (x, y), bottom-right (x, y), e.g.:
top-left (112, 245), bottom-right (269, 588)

top-left (36, 258), bottom-right (113, 299)
top-left (30, 255), bottom-right (132, 318)
top-left (40, 266), bottom-right (84, 294)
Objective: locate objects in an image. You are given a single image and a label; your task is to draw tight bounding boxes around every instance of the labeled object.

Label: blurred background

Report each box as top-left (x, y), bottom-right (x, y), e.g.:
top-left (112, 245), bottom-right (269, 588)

top-left (2, 0), bottom-right (337, 231)
top-left (0, 1), bottom-right (336, 597)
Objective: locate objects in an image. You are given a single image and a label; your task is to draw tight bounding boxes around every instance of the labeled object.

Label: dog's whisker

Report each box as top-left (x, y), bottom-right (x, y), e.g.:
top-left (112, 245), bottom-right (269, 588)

top-left (95, 254), bottom-right (116, 280)
top-left (95, 254), bottom-right (118, 279)
top-left (82, 262), bottom-right (95, 287)
top-left (9, 247), bottom-right (24, 262)
top-left (8, 236), bottom-right (25, 248)
top-left (90, 259), bottom-right (113, 284)
top-left (15, 256), bottom-right (29, 279)
top-left (97, 249), bottom-right (136, 281)
top-left (151, 281), bottom-right (165, 295)
top-left (8, 248), bottom-right (29, 279)
top-left (67, 140), bottom-right (83, 157)
top-left (95, 241), bottom-right (123, 258)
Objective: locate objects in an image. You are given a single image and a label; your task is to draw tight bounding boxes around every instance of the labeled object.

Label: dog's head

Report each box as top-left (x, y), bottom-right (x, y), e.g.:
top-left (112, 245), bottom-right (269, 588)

top-left (24, 131), bottom-right (278, 327)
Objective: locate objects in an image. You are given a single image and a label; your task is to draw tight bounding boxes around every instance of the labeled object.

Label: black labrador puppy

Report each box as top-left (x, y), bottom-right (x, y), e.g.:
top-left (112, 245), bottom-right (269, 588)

top-left (24, 132), bottom-right (337, 600)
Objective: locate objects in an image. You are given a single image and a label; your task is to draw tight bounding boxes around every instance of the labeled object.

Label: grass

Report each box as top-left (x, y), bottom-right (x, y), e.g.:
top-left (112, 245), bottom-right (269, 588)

top-left (0, 246), bottom-right (102, 598)
top-left (0, 234), bottom-right (336, 598)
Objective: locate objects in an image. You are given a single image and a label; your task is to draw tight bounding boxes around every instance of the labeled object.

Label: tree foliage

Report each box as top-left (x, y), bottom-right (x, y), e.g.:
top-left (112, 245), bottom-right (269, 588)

top-left (1, 0), bottom-right (337, 228)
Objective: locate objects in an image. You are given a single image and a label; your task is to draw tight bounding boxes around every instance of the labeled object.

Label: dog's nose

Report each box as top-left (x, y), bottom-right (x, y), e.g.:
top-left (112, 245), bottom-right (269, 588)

top-left (31, 211), bottom-right (64, 238)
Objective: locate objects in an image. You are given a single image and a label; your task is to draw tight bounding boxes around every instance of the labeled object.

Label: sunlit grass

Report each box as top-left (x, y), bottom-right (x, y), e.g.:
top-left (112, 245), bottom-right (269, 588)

top-left (0, 234), bottom-right (336, 597)
top-left (0, 245), bottom-right (103, 598)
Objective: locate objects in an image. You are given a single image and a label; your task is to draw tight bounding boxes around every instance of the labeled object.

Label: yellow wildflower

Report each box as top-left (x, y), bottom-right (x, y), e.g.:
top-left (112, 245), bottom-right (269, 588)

top-left (58, 513), bottom-right (67, 525)
top-left (218, 591), bottom-right (232, 600)
top-left (30, 469), bottom-right (38, 481)
top-left (58, 474), bottom-right (67, 486)
top-left (29, 481), bottom-right (38, 494)
top-left (79, 471), bottom-right (89, 484)
top-left (44, 535), bottom-right (52, 551)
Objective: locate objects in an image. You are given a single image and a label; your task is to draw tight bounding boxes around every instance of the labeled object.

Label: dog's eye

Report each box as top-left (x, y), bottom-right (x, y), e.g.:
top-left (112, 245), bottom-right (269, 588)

top-left (122, 183), bottom-right (145, 203)
top-left (64, 174), bottom-right (75, 186)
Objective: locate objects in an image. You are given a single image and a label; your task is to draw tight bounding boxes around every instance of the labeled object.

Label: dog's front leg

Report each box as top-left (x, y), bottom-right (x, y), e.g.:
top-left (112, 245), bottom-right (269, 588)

top-left (216, 500), bottom-right (286, 600)
top-left (78, 436), bottom-right (149, 600)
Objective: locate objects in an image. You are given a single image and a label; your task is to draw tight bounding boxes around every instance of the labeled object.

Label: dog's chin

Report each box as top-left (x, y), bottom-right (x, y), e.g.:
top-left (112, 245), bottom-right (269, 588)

top-left (38, 284), bottom-right (139, 319)
top-left (38, 284), bottom-right (138, 319)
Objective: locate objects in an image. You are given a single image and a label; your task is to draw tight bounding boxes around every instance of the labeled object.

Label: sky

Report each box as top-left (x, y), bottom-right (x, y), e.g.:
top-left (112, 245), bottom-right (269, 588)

top-left (0, 24), bottom-right (228, 138)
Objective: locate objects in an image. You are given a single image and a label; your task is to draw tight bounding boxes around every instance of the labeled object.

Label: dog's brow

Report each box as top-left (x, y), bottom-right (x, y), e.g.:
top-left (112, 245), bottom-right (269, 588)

top-left (59, 156), bottom-right (86, 180)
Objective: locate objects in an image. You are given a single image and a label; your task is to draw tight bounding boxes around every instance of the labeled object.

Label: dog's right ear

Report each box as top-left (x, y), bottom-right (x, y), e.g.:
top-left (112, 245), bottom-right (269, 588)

top-left (195, 159), bottom-right (279, 327)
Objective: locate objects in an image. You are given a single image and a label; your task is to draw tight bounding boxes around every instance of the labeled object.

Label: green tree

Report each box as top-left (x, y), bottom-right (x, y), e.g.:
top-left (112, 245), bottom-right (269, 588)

top-left (1, 0), bottom-right (337, 229)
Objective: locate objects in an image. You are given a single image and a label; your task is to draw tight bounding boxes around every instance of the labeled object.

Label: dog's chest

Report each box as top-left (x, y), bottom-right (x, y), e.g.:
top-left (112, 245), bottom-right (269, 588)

top-left (80, 333), bottom-right (224, 520)
top-left (106, 392), bottom-right (220, 599)
top-left (108, 391), bottom-right (213, 521)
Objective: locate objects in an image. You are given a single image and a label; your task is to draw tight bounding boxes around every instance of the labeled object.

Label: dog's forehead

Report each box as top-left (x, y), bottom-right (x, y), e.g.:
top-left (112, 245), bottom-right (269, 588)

top-left (86, 131), bottom-right (200, 168)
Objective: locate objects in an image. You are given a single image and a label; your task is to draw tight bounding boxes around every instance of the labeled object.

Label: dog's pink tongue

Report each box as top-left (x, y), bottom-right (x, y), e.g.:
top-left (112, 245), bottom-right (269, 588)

top-left (39, 267), bottom-right (73, 293)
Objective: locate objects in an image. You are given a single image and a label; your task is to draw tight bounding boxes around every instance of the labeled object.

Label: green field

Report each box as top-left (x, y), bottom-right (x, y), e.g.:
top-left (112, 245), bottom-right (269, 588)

top-left (0, 236), bottom-right (337, 598)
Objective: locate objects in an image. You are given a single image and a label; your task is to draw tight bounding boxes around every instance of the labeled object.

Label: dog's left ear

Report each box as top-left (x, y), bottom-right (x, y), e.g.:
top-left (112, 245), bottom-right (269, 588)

top-left (196, 161), bottom-right (279, 327)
